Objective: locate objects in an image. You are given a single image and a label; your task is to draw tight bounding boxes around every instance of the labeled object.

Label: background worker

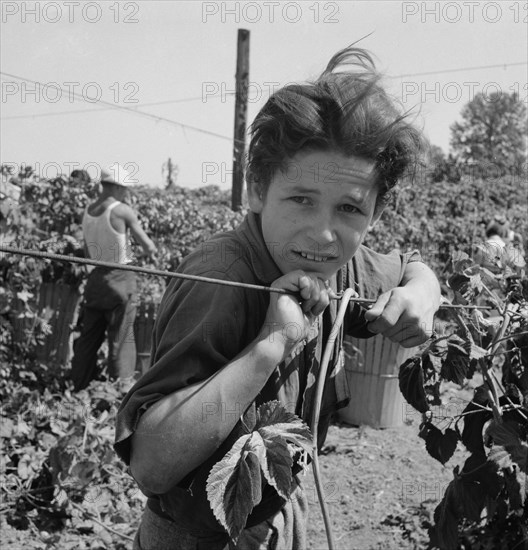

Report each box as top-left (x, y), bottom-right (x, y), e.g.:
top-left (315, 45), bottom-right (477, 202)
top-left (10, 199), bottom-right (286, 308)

top-left (70, 163), bottom-right (157, 391)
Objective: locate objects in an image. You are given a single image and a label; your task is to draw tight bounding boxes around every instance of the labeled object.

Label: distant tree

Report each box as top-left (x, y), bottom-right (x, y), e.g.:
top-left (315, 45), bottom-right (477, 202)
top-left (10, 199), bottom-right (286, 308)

top-left (426, 145), bottom-right (461, 183)
top-left (450, 91), bottom-right (527, 175)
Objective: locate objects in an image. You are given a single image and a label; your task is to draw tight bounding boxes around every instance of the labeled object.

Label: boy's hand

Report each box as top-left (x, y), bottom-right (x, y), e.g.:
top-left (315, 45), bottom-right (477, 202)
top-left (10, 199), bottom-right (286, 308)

top-left (364, 286), bottom-right (436, 348)
top-left (261, 270), bottom-right (334, 359)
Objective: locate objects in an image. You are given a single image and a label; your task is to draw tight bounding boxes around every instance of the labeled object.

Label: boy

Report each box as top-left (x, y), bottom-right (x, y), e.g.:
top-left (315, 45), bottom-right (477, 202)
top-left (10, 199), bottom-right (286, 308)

top-left (115, 47), bottom-right (441, 549)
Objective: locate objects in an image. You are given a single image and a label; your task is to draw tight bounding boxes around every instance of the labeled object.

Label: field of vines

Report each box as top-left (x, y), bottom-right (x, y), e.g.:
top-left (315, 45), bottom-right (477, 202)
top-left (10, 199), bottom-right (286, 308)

top-left (0, 164), bottom-right (526, 549)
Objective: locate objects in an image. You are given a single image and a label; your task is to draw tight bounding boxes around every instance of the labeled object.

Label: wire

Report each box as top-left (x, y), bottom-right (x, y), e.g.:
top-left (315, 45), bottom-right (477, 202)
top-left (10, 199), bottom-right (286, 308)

top-left (3, 61), bottom-right (525, 123)
top-left (0, 94), bottom-right (236, 121)
top-left (0, 245), bottom-right (493, 310)
top-left (389, 61), bottom-right (527, 79)
top-left (0, 72), bottom-right (239, 143)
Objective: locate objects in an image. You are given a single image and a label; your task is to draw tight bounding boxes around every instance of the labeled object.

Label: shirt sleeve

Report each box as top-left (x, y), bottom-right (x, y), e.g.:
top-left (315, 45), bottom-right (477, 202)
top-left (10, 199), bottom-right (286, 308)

top-left (345, 246), bottom-right (422, 338)
top-left (114, 270), bottom-right (248, 464)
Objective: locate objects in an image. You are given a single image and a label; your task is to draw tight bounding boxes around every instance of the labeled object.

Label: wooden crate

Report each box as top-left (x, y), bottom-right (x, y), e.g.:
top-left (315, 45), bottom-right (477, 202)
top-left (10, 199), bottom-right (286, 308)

top-left (134, 302), bottom-right (158, 375)
top-left (36, 283), bottom-right (81, 364)
top-left (337, 334), bottom-right (417, 428)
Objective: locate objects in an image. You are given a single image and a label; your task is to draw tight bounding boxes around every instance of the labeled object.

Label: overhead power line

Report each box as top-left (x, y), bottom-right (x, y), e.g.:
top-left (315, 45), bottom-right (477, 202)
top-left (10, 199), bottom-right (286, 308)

top-left (389, 61), bottom-right (527, 79)
top-left (0, 72), bottom-right (238, 142)
top-left (0, 94), bottom-right (236, 121)
top-left (1, 60), bottom-right (526, 125)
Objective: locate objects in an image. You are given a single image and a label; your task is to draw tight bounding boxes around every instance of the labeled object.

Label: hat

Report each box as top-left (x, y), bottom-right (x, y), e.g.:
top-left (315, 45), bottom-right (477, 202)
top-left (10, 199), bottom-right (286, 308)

top-left (486, 218), bottom-right (510, 239)
top-left (100, 163), bottom-right (133, 187)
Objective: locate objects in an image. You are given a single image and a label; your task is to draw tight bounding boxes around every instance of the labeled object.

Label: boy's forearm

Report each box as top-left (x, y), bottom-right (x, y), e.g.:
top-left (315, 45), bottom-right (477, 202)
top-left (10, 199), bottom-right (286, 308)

top-left (130, 334), bottom-right (286, 494)
top-left (400, 261), bottom-right (441, 308)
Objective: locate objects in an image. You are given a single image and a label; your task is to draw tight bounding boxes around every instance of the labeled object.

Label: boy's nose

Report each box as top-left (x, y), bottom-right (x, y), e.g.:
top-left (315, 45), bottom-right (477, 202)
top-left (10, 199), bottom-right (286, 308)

top-left (308, 211), bottom-right (337, 244)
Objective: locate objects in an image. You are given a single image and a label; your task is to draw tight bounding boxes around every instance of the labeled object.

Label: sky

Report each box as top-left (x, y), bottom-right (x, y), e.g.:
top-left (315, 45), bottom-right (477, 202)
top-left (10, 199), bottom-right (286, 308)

top-left (1, 1), bottom-right (527, 189)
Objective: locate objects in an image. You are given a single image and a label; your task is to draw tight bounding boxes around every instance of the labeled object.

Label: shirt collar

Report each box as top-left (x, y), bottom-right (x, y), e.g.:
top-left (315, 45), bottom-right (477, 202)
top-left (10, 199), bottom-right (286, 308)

top-left (236, 211), bottom-right (283, 285)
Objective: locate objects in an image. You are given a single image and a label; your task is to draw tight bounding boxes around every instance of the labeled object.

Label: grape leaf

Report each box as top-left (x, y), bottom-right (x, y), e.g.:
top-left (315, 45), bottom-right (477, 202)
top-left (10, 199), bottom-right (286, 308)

top-left (255, 401), bottom-right (313, 455)
top-left (451, 471), bottom-right (486, 523)
top-left (399, 356), bottom-right (429, 413)
top-left (258, 424), bottom-right (312, 456)
top-left (207, 433), bottom-right (253, 537)
top-left (258, 433), bottom-right (293, 499)
top-left (441, 341), bottom-right (470, 385)
top-left (206, 402), bottom-right (313, 540)
top-left (488, 445), bottom-right (513, 469)
top-left (255, 401), bottom-right (300, 428)
top-left (460, 388), bottom-right (491, 455)
top-left (420, 424), bottom-right (458, 465)
top-left (422, 354), bottom-right (442, 406)
top-left (487, 421), bottom-right (528, 473)
top-left (504, 468), bottom-right (525, 510)
top-left (432, 479), bottom-right (460, 550)
top-left (460, 453), bottom-right (503, 499)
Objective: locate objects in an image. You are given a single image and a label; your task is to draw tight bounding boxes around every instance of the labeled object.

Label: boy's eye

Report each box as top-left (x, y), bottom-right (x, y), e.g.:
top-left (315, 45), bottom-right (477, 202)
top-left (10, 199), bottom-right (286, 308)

top-left (340, 204), bottom-right (359, 214)
top-left (289, 196), bottom-right (310, 204)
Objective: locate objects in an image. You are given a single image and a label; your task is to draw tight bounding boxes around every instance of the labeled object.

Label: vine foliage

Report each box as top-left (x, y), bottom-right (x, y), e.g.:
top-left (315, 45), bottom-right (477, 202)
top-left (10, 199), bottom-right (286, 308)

top-left (399, 252), bottom-right (527, 549)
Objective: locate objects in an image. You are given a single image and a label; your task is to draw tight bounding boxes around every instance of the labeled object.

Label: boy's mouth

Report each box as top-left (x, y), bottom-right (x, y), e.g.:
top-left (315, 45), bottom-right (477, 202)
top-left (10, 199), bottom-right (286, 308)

top-left (294, 250), bottom-right (337, 263)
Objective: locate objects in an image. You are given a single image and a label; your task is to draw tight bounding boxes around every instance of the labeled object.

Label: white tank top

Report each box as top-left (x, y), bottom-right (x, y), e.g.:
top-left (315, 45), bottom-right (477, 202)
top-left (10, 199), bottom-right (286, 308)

top-left (82, 201), bottom-right (132, 264)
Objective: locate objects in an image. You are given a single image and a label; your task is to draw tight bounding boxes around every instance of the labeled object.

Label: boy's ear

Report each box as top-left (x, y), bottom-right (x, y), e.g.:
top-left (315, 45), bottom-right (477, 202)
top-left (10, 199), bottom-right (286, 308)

top-left (247, 180), bottom-right (264, 213)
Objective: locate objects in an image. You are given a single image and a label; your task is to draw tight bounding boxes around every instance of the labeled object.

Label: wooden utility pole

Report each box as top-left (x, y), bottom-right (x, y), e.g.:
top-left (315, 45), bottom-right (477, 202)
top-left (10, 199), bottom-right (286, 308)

top-left (163, 157), bottom-right (178, 191)
top-left (231, 29), bottom-right (250, 211)
top-left (167, 157), bottom-right (173, 188)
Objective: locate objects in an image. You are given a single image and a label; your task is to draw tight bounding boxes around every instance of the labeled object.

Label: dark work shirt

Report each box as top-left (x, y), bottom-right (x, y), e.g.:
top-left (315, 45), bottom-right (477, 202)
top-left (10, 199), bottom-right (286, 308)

top-left (114, 211), bottom-right (420, 537)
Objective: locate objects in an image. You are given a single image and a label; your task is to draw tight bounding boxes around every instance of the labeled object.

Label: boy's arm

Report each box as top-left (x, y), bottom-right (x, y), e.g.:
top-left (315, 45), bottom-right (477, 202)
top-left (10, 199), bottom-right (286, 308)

top-left (130, 270), bottom-right (330, 495)
top-left (365, 261), bottom-right (440, 348)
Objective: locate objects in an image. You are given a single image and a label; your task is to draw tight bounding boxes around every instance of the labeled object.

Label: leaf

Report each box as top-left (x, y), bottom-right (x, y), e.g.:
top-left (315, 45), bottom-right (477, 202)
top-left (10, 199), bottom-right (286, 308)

top-left (398, 356), bottom-right (429, 413)
top-left (258, 424), bottom-right (312, 456)
top-left (258, 433), bottom-right (293, 499)
top-left (207, 432), bottom-right (267, 540)
top-left (422, 354), bottom-right (443, 406)
top-left (460, 452), bottom-right (503, 499)
top-left (420, 424), bottom-right (458, 465)
top-left (206, 433), bottom-right (252, 533)
top-left (504, 468), bottom-right (526, 510)
top-left (255, 401), bottom-right (300, 428)
top-left (255, 401), bottom-right (313, 456)
top-left (454, 475), bottom-right (486, 523)
top-left (487, 421), bottom-right (528, 473)
top-left (488, 445), bottom-right (513, 469)
top-left (432, 480), bottom-right (459, 550)
top-left (206, 402), bottom-right (313, 539)
top-left (16, 290), bottom-right (33, 303)
top-left (468, 341), bottom-right (487, 362)
top-left (461, 390), bottom-right (491, 455)
top-left (221, 453), bottom-right (260, 539)
top-left (441, 342), bottom-right (469, 385)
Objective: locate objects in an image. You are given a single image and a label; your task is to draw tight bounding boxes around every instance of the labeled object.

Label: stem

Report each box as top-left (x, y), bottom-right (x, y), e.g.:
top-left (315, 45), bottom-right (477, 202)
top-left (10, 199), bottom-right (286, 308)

top-left (69, 501), bottom-right (134, 542)
top-left (488, 365), bottom-right (528, 422)
top-left (311, 288), bottom-right (356, 550)
top-left (482, 303), bottom-right (518, 421)
top-left (454, 310), bottom-right (503, 421)
top-left (491, 330), bottom-right (528, 347)
top-left (480, 282), bottom-right (504, 313)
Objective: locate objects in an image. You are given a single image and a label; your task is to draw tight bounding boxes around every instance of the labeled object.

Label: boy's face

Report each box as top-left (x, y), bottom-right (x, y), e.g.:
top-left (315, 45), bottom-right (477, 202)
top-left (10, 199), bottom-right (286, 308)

top-left (249, 150), bottom-right (382, 280)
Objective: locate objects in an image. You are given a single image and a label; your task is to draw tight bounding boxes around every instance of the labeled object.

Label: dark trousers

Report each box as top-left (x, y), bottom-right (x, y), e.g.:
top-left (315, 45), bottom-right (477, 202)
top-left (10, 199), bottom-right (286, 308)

top-left (71, 267), bottom-right (137, 391)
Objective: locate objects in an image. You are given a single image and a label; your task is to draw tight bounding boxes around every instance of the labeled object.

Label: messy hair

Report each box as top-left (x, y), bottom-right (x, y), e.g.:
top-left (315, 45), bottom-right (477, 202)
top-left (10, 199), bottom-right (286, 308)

top-left (246, 46), bottom-right (427, 206)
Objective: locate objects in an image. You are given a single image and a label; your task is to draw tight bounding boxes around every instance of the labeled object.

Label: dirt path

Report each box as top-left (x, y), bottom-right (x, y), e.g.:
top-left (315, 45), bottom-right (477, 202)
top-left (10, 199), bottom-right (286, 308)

top-left (304, 383), bottom-right (475, 550)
